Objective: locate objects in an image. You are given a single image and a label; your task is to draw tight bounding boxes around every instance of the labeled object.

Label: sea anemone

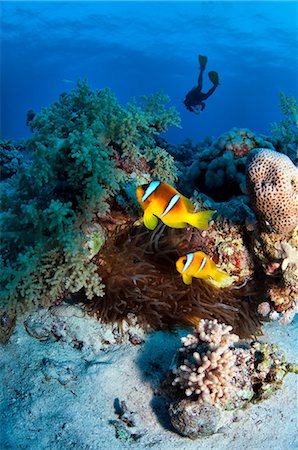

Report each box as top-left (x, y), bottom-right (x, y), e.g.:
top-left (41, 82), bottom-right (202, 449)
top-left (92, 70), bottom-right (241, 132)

top-left (85, 225), bottom-right (260, 338)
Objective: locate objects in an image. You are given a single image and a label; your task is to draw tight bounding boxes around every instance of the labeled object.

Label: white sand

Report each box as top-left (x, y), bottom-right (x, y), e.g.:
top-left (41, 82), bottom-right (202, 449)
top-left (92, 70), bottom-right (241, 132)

top-left (1, 305), bottom-right (297, 450)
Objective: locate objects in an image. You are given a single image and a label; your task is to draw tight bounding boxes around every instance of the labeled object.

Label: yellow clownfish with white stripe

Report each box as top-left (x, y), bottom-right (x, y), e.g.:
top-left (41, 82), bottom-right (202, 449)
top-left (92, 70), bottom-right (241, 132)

top-left (136, 181), bottom-right (215, 231)
top-left (176, 251), bottom-right (230, 286)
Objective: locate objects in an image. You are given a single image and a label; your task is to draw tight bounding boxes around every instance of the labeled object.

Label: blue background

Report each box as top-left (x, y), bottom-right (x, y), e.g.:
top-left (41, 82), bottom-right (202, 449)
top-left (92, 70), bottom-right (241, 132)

top-left (1, 1), bottom-right (297, 144)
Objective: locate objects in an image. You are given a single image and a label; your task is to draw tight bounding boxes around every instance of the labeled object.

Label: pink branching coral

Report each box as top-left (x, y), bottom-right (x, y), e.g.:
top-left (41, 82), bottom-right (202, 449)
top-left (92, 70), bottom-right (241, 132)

top-left (246, 148), bottom-right (298, 235)
top-left (168, 322), bottom-right (297, 438)
top-left (172, 319), bottom-right (239, 404)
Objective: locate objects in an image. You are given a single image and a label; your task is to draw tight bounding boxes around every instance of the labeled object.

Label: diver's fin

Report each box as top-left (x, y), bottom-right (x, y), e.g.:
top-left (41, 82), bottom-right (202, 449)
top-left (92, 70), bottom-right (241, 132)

top-left (198, 54), bottom-right (208, 70)
top-left (182, 273), bottom-right (193, 285)
top-left (208, 70), bottom-right (220, 85)
top-left (187, 210), bottom-right (215, 230)
top-left (143, 209), bottom-right (159, 230)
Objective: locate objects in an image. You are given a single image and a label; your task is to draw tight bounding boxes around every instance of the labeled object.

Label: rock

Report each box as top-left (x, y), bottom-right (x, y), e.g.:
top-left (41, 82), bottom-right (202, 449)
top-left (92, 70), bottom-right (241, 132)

top-left (0, 307), bottom-right (16, 344)
top-left (168, 399), bottom-right (223, 439)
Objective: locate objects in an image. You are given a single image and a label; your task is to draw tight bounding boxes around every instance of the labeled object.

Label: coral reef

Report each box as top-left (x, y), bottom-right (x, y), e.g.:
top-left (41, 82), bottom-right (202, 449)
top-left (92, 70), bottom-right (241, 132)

top-left (1, 81), bottom-right (179, 314)
top-left (246, 148), bottom-right (298, 235)
top-left (86, 225), bottom-right (260, 338)
top-left (173, 216), bottom-right (255, 285)
top-left (167, 319), bottom-right (297, 439)
top-left (168, 127), bottom-right (276, 201)
top-left (0, 140), bottom-right (29, 180)
top-left (246, 149), bottom-right (298, 321)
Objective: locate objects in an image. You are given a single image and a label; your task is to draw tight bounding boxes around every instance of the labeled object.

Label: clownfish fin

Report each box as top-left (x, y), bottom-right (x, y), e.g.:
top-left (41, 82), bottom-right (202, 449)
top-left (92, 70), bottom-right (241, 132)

top-left (143, 209), bottom-right (159, 230)
top-left (181, 195), bottom-right (195, 212)
top-left (210, 269), bottom-right (229, 283)
top-left (187, 210), bottom-right (215, 230)
top-left (182, 273), bottom-right (193, 285)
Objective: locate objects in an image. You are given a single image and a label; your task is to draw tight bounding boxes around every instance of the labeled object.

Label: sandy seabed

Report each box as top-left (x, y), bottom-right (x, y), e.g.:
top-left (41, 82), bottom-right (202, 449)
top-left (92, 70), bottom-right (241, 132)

top-left (1, 304), bottom-right (297, 450)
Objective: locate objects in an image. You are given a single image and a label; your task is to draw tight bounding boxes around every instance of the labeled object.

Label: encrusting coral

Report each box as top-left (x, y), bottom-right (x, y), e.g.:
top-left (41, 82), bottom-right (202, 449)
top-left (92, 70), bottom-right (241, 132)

top-left (173, 216), bottom-right (255, 285)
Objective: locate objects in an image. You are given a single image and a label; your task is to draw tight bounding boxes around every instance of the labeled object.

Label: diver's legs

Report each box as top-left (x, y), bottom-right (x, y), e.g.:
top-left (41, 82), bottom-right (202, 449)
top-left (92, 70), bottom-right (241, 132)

top-left (204, 84), bottom-right (218, 99)
top-left (197, 55), bottom-right (207, 90)
top-left (197, 68), bottom-right (203, 91)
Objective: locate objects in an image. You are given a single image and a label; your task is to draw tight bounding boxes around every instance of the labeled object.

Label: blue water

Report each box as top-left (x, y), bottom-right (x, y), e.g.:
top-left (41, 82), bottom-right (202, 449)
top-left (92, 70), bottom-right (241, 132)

top-left (1, 0), bottom-right (297, 144)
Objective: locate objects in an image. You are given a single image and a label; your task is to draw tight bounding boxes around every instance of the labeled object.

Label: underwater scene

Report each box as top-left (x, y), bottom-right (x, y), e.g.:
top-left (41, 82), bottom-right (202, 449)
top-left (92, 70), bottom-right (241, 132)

top-left (1, 1), bottom-right (297, 449)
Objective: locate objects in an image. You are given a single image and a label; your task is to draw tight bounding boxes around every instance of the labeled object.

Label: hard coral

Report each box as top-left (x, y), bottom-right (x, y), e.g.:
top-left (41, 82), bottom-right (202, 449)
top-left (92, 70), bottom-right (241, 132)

top-left (216, 127), bottom-right (274, 159)
top-left (249, 226), bottom-right (298, 322)
top-left (175, 128), bottom-right (275, 201)
top-left (172, 320), bottom-right (239, 404)
top-left (246, 148), bottom-right (298, 235)
top-left (167, 320), bottom-right (297, 438)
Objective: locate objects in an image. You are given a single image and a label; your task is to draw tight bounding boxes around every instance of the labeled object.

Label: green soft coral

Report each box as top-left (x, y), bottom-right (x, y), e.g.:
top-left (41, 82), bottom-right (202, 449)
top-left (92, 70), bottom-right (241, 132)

top-left (271, 92), bottom-right (298, 161)
top-left (1, 81), bottom-right (180, 310)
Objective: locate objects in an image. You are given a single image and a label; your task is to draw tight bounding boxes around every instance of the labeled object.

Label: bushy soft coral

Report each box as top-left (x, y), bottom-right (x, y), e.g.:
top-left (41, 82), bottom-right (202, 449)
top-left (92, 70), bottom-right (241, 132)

top-left (0, 140), bottom-right (29, 180)
top-left (1, 81), bottom-right (180, 311)
top-left (271, 92), bottom-right (298, 161)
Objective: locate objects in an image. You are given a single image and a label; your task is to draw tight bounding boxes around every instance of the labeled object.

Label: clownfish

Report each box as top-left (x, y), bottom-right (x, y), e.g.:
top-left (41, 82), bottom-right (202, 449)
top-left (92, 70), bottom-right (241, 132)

top-left (136, 181), bottom-right (215, 231)
top-left (176, 251), bottom-right (229, 286)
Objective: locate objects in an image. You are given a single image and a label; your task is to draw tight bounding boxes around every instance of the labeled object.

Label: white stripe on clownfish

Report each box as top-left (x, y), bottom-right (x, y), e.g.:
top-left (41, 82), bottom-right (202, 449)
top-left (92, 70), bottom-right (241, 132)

top-left (197, 257), bottom-right (207, 273)
top-left (141, 181), bottom-right (161, 202)
top-left (161, 194), bottom-right (180, 218)
top-left (182, 252), bottom-right (194, 273)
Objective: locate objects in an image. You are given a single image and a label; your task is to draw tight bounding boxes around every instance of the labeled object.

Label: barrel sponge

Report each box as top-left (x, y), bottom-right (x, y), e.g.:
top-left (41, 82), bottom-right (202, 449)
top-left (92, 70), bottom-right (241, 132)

top-left (246, 148), bottom-right (298, 234)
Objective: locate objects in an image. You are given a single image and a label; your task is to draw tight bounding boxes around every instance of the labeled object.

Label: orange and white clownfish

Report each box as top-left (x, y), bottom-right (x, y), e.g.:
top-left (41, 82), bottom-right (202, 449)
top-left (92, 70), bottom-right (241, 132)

top-left (136, 181), bottom-right (215, 230)
top-left (176, 251), bottom-right (229, 286)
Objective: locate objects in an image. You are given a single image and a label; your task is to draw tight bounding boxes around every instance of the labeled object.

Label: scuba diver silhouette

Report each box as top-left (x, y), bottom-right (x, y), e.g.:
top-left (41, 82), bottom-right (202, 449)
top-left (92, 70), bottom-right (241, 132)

top-left (184, 55), bottom-right (220, 114)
